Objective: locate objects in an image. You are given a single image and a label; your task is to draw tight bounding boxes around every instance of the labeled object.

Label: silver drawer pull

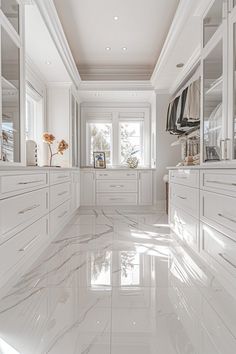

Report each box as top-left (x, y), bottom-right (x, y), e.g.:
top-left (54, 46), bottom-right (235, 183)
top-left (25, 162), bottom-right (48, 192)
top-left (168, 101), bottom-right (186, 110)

top-left (110, 198), bottom-right (123, 201)
top-left (110, 185), bottom-right (124, 188)
top-left (19, 234), bottom-right (39, 252)
top-left (206, 180), bottom-right (236, 186)
top-left (219, 253), bottom-right (236, 269)
top-left (57, 175), bottom-right (68, 179)
top-left (127, 173), bottom-right (135, 176)
top-left (18, 204), bottom-right (40, 215)
top-left (218, 213), bottom-right (236, 224)
top-left (18, 179), bottom-right (44, 185)
top-left (177, 195), bottom-right (187, 200)
top-left (58, 191), bottom-right (68, 196)
top-left (58, 210), bottom-right (68, 219)
top-left (100, 174), bottom-right (108, 176)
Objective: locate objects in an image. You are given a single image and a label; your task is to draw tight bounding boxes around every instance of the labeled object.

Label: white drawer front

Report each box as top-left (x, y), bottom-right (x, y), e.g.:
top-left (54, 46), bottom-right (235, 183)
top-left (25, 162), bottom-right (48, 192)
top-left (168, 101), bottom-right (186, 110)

top-left (201, 170), bottom-right (236, 196)
top-left (96, 193), bottom-right (137, 205)
top-left (0, 216), bottom-right (48, 284)
top-left (50, 200), bottom-right (71, 235)
top-left (0, 172), bottom-right (48, 196)
top-left (201, 223), bottom-right (236, 279)
top-left (1, 188), bottom-right (49, 236)
top-left (50, 171), bottom-right (71, 185)
top-left (170, 204), bottom-right (199, 252)
top-left (201, 190), bottom-right (236, 237)
top-left (169, 169), bottom-right (199, 188)
top-left (50, 182), bottom-right (71, 211)
top-left (96, 180), bottom-right (137, 193)
top-left (170, 183), bottom-right (199, 217)
top-left (96, 170), bottom-right (137, 180)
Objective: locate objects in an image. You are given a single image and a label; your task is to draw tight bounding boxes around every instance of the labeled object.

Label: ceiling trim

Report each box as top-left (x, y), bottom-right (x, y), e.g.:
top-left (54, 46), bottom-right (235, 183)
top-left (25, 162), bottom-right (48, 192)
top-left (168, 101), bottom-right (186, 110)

top-left (35, 0), bottom-right (81, 89)
top-left (79, 80), bottom-right (154, 92)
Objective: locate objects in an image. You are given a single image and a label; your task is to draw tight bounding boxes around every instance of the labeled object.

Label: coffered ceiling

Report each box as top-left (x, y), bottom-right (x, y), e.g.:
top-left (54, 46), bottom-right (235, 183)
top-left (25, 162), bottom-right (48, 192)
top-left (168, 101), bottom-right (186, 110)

top-left (53, 0), bottom-right (179, 80)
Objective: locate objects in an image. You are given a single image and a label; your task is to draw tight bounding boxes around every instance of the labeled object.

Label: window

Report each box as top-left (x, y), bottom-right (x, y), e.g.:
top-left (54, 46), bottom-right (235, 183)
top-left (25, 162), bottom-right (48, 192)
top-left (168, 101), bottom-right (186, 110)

top-left (87, 122), bottom-right (112, 165)
top-left (120, 251), bottom-right (140, 287)
top-left (82, 108), bottom-right (150, 167)
top-left (119, 121), bottom-right (143, 165)
top-left (26, 95), bottom-right (37, 141)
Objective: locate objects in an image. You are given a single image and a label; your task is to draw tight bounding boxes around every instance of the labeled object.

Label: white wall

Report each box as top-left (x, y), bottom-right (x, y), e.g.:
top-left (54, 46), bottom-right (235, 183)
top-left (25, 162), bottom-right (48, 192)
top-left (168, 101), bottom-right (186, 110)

top-left (154, 93), bottom-right (181, 209)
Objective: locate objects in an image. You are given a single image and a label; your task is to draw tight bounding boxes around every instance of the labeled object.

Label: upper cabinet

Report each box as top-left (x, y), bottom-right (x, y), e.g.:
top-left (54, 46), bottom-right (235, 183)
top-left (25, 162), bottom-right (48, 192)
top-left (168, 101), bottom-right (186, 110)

top-left (0, 0), bottom-right (24, 164)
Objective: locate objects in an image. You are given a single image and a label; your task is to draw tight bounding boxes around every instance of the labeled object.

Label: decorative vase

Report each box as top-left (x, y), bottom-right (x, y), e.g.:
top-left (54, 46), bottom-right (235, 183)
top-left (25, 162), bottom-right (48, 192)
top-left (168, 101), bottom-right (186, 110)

top-left (127, 156), bottom-right (139, 169)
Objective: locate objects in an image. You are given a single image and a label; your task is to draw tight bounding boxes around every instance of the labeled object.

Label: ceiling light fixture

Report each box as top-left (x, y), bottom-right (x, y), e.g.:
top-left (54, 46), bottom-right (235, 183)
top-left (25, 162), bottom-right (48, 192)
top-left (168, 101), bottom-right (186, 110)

top-left (114, 16), bottom-right (119, 21)
top-left (45, 60), bottom-right (52, 65)
top-left (106, 47), bottom-right (111, 51)
top-left (176, 63), bottom-right (184, 68)
top-left (122, 47), bottom-right (127, 51)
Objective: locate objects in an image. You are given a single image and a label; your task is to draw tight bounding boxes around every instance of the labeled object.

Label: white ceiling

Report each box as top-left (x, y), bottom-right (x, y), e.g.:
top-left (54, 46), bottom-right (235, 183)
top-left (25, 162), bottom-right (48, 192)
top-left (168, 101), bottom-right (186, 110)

top-left (25, 4), bottom-right (71, 83)
top-left (53, 0), bottom-right (179, 80)
top-left (78, 90), bottom-right (154, 103)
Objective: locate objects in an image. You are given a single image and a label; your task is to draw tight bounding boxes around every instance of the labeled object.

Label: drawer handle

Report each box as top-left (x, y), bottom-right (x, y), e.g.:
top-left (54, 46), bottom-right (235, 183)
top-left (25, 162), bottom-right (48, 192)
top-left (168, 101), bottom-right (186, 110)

top-left (177, 195), bottom-right (187, 200)
top-left (18, 204), bottom-right (40, 215)
top-left (110, 198), bottom-right (124, 201)
top-left (218, 213), bottom-right (236, 224)
top-left (173, 175), bottom-right (187, 179)
top-left (99, 174), bottom-right (108, 176)
top-left (58, 210), bottom-right (68, 219)
top-left (57, 175), bottom-right (68, 179)
top-left (18, 179), bottom-right (44, 185)
top-left (219, 253), bottom-right (236, 269)
top-left (127, 173), bottom-right (135, 176)
top-left (58, 191), bottom-right (68, 196)
top-left (110, 185), bottom-right (124, 188)
top-left (206, 180), bottom-right (236, 187)
top-left (19, 234), bottom-right (39, 252)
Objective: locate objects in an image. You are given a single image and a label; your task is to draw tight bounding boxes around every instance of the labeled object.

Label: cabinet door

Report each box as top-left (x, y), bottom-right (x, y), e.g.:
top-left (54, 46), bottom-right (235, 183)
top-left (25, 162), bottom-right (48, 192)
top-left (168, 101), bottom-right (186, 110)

top-left (71, 171), bottom-right (80, 211)
top-left (80, 171), bottom-right (95, 206)
top-left (138, 171), bottom-right (152, 205)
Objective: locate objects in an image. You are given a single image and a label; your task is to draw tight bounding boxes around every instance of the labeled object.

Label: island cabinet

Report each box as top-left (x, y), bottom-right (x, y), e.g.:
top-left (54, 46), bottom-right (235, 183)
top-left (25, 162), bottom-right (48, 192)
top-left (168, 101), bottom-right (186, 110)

top-left (80, 169), bottom-right (153, 206)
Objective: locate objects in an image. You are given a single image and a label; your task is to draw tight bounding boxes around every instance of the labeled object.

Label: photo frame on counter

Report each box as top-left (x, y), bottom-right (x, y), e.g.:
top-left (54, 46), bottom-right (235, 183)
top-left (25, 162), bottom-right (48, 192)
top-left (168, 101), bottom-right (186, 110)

top-left (205, 146), bottom-right (220, 161)
top-left (93, 152), bottom-right (106, 169)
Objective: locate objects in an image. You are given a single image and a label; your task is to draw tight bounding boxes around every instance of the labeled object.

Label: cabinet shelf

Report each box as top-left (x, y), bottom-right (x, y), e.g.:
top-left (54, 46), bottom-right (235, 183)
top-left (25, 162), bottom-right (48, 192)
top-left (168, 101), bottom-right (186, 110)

top-left (2, 76), bottom-right (18, 91)
top-left (205, 76), bottom-right (223, 98)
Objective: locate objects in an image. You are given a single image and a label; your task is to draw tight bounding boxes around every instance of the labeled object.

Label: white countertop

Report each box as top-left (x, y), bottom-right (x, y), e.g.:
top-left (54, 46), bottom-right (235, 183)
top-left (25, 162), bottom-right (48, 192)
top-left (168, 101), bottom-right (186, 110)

top-left (167, 162), bottom-right (236, 170)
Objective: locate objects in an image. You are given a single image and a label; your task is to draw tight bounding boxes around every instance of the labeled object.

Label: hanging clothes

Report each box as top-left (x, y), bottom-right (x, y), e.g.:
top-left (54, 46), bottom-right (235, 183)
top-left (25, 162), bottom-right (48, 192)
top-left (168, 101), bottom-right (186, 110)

top-left (166, 96), bottom-right (183, 134)
top-left (183, 78), bottom-right (201, 121)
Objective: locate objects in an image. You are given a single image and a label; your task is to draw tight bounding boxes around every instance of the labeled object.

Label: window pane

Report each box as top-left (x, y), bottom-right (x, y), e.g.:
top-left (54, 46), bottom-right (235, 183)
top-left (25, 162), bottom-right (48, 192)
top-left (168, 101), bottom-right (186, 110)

top-left (120, 121), bottom-right (143, 164)
top-left (91, 251), bottom-right (111, 287)
top-left (25, 97), bottom-right (35, 141)
top-left (88, 122), bottom-right (112, 165)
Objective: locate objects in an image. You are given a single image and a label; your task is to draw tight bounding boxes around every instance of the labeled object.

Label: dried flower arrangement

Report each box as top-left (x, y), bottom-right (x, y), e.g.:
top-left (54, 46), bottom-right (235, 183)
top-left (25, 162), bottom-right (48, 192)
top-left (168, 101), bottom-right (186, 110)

top-left (42, 132), bottom-right (68, 166)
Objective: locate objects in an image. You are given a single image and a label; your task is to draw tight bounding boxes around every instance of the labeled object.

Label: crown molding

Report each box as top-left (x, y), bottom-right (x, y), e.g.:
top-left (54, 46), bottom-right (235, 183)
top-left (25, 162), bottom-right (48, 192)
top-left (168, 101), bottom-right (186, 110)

top-left (193, 0), bottom-right (214, 17)
top-left (151, 0), bottom-right (200, 88)
top-left (170, 45), bottom-right (201, 95)
top-left (35, 0), bottom-right (81, 90)
top-left (79, 80), bottom-right (154, 92)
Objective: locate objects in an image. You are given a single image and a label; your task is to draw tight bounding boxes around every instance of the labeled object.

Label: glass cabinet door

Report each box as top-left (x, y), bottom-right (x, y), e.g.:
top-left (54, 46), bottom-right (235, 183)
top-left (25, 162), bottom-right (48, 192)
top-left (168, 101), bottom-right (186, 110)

top-left (71, 95), bottom-right (78, 167)
top-left (203, 0), bottom-right (224, 47)
top-left (1, 28), bottom-right (21, 163)
top-left (231, 18), bottom-right (236, 158)
top-left (0, 0), bottom-right (19, 34)
top-left (203, 40), bottom-right (224, 162)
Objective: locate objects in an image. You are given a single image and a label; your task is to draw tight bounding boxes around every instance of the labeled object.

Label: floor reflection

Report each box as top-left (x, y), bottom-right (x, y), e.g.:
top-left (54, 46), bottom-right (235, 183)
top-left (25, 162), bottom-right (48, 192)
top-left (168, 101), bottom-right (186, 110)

top-left (0, 207), bottom-right (235, 353)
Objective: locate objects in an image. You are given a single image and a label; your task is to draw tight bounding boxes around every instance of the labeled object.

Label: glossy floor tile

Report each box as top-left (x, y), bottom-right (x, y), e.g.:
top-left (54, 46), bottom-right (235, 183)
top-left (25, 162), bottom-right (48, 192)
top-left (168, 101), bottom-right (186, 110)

top-left (0, 207), bottom-right (236, 354)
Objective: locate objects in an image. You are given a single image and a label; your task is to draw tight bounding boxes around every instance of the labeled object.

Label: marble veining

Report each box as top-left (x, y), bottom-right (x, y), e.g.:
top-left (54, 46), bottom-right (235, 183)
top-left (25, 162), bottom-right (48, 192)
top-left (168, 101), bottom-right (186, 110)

top-left (0, 207), bottom-right (236, 354)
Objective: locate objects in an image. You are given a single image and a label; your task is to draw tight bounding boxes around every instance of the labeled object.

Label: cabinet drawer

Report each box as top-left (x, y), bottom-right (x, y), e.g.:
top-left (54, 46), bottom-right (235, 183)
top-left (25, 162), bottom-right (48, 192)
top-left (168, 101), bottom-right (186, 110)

top-left (96, 180), bottom-right (137, 193)
top-left (96, 170), bottom-right (137, 180)
top-left (201, 223), bottom-right (236, 279)
top-left (0, 216), bottom-right (48, 284)
top-left (170, 205), bottom-right (199, 252)
top-left (50, 182), bottom-right (71, 211)
top-left (50, 200), bottom-right (71, 235)
top-left (169, 169), bottom-right (199, 188)
top-left (50, 171), bottom-right (71, 185)
top-left (201, 170), bottom-right (236, 196)
top-left (0, 188), bottom-right (49, 236)
top-left (170, 183), bottom-right (199, 217)
top-left (0, 172), bottom-right (48, 197)
top-left (201, 190), bottom-right (236, 237)
top-left (96, 193), bottom-right (137, 205)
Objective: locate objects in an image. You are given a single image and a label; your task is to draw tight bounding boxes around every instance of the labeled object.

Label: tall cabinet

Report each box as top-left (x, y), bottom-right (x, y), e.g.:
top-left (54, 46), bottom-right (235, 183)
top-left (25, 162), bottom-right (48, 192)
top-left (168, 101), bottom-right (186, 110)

top-left (0, 0), bottom-right (25, 164)
top-left (201, 0), bottom-right (236, 163)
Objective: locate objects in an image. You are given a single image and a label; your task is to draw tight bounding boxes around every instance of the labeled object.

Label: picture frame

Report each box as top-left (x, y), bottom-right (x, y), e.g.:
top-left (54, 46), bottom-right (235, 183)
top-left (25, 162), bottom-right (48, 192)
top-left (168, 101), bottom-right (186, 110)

top-left (93, 151), bottom-right (106, 169)
top-left (205, 146), bottom-right (220, 161)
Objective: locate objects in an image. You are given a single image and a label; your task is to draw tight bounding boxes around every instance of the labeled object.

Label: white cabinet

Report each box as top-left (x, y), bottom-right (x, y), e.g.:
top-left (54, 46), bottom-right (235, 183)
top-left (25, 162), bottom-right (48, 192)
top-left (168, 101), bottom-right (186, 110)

top-left (71, 171), bottom-right (80, 211)
top-left (138, 170), bottom-right (153, 205)
top-left (80, 170), bottom-right (95, 206)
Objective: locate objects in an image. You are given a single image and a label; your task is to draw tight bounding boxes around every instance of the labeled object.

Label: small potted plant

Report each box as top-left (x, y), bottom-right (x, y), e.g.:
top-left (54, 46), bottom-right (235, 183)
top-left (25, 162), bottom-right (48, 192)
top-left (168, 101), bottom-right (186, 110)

top-left (43, 132), bottom-right (69, 166)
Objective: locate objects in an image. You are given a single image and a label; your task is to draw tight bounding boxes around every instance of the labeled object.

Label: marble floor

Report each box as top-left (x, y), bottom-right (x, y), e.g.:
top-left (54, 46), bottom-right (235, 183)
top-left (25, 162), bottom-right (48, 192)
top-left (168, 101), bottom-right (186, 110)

top-left (0, 207), bottom-right (236, 354)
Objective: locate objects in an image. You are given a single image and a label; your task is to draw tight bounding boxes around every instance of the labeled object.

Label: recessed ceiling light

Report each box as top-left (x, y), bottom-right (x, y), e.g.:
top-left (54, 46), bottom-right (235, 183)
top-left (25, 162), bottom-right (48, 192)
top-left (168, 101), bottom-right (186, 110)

top-left (106, 47), bottom-right (111, 51)
top-left (114, 16), bottom-right (119, 21)
top-left (176, 63), bottom-right (184, 68)
top-left (122, 47), bottom-right (127, 51)
top-left (45, 60), bottom-right (52, 65)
